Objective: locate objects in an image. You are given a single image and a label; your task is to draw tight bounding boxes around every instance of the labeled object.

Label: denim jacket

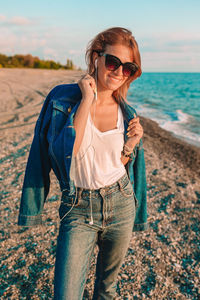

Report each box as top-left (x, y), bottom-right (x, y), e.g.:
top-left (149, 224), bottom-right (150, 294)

top-left (18, 83), bottom-right (148, 232)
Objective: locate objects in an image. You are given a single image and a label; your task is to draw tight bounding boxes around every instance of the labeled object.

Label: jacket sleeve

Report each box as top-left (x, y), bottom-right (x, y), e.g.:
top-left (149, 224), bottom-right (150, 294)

top-left (132, 138), bottom-right (148, 231)
top-left (18, 91), bottom-right (53, 226)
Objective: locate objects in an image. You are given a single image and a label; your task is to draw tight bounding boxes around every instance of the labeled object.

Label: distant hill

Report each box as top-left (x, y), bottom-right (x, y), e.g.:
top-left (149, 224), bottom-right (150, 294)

top-left (0, 53), bottom-right (79, 70)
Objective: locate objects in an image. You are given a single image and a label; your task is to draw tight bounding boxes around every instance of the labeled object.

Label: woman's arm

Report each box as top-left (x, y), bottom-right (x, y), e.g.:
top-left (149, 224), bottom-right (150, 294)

top-left (73, 74), bottom-right (96, 157)
top-left (120, 154), bottom-right (130, 165)
top-left (73, 97), bottom-right (92, 156)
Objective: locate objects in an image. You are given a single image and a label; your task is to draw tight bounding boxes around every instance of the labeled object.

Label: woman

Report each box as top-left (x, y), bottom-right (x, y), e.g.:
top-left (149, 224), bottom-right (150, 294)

top-left (18, 27), bottom-right (148, 299)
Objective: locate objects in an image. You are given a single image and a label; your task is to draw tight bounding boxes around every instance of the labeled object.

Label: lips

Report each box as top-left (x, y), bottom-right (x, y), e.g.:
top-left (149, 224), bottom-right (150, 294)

top-left (108, 75), bottom-right (122, 82)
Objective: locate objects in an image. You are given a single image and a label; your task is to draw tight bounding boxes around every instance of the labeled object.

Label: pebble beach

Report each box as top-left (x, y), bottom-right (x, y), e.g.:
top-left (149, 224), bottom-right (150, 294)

top-left (0, 69), bottom-right (200, 299)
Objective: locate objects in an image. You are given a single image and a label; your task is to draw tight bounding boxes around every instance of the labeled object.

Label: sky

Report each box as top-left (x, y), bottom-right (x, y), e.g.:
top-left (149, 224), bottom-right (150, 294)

top-left (0, 0), bottom-right (200, 72)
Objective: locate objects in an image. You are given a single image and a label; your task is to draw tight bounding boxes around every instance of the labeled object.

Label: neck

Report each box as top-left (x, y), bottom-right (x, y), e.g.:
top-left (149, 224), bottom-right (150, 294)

top-left (95, 86), bottom-right (116, 105)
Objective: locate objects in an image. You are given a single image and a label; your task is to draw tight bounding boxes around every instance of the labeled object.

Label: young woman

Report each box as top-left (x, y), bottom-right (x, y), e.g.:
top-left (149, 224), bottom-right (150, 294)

top-left (18, 27), bottom-right (148, 299)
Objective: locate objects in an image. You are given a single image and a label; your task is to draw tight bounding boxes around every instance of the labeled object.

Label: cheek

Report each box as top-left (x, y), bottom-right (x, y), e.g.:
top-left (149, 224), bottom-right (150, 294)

top-left (98, 65), bottom-right (107, 78)
top-left (97, 68), bottom-right (109, 85)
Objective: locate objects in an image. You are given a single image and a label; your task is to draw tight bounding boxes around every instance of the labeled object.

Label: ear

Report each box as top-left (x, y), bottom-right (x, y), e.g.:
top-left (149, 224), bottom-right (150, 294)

top-left (92, 52), bottom-right (98, 65)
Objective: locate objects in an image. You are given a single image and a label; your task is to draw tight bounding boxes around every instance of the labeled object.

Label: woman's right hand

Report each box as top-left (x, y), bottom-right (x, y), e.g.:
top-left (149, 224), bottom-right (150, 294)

top-left (78, 74), bottom-right (97, 103)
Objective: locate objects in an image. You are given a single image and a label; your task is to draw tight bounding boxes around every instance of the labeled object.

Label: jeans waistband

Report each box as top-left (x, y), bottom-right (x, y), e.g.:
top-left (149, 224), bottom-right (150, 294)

top-left (76, 172), bottom-right (129, 197)
top-left (60, 172), bottom-right (132, 226)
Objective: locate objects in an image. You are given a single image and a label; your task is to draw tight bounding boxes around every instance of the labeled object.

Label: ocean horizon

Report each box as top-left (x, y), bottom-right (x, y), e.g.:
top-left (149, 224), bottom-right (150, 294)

top-left (128, 72), bottom-right (200, 148)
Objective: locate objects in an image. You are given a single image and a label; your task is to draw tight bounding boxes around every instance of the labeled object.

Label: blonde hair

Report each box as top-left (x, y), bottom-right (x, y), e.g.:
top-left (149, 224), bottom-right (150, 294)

top-left (85, 27), bottom-right (142, 103)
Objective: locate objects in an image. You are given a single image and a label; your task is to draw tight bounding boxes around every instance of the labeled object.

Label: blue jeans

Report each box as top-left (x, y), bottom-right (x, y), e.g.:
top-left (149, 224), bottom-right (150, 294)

top-left (54, 172), bottom-right (136, 300)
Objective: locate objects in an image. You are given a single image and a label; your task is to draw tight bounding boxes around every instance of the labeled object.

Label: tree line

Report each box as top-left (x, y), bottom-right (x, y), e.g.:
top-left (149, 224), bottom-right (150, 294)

top-left (0, 53), bottom-right (79, 70)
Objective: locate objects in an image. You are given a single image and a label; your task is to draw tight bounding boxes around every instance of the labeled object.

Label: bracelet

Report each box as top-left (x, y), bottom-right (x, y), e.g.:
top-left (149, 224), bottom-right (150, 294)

top-left (121, 149), bottom-right (132, 157)
top-left (121, 144), bottom-right (133, 158)
top-left (123, 144), bottom-right (132, 153)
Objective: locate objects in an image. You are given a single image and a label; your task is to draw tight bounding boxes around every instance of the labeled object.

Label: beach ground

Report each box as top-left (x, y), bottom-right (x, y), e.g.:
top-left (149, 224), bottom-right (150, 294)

top-left (0, 69), bottom-right (199, 299)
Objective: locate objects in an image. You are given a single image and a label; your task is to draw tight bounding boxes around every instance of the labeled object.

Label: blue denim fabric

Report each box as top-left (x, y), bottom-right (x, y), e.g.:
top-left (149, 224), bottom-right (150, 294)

top-left (17, 83), bottom-right (148, 231)
top-left (54, 172), bottom-right (136, 300)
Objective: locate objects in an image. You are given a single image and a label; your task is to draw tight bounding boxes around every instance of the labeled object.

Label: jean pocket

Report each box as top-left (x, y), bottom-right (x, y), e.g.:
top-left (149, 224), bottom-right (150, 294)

top-left (119, 179), bottom-right (134, 198)
top-left (59, 194), bottom-right (89, 222)
top-left (61, 193), bottom-right (89, 209)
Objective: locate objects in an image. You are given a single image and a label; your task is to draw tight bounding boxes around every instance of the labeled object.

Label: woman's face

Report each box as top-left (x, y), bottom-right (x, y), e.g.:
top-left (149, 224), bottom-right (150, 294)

top-left (95, 44), bottom-right (133, 93)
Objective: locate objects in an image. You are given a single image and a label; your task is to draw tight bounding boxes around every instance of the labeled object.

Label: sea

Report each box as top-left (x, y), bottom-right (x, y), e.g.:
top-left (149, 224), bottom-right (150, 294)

top-left (128, 73), bottom-right (200, 148)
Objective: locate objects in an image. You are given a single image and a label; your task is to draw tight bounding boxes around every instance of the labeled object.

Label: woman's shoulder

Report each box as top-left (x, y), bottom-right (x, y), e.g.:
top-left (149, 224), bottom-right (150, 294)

top-left (47, 83), bottom-right (82, 104)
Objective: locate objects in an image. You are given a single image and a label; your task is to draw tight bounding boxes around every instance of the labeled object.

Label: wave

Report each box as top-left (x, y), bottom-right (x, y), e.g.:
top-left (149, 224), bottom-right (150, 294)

top-left (161, 120), bottom-right (200, 147)
top-left (133, 105), bottom-right (200, 147)
top-left (175, 109), bottom-right (195, 124)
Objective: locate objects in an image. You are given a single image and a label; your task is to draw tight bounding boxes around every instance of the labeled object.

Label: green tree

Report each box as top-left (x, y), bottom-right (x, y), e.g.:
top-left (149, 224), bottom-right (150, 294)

top-left (66, 59), bottom-right (75, 70)
top-left (0, 53), bottom-right (77, 70)
top-left (0, 54), bottom-right (8, 67)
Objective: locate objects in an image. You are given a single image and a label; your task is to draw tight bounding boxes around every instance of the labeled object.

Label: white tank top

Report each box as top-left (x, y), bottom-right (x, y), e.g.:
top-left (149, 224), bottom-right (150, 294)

top-left (71, 104), bottom-right (126, 189)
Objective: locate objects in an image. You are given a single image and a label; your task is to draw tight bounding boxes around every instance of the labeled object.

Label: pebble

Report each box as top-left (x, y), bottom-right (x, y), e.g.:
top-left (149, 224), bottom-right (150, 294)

top-left (121, 274), bottom-right (129, 280)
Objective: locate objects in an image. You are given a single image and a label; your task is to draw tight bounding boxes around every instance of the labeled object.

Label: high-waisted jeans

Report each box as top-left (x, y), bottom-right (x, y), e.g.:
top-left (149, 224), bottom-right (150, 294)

top-left (53, 172), bottom-right (136, 300)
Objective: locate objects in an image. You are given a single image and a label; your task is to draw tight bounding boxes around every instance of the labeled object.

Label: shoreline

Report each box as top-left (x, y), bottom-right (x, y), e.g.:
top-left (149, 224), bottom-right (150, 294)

top-left (140, 115), bottom-right (200, 177)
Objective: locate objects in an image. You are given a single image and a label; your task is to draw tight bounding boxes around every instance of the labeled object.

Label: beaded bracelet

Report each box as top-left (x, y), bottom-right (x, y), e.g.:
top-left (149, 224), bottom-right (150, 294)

top-left (121, 149), bottom-right (132, 157)
top-left (123, 144), bottom-right (132, 152)
top-left (121, 144), bottom-right (133, 158)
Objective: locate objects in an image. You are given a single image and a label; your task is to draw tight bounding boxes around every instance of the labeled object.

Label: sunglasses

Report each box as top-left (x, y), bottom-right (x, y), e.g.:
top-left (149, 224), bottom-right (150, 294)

top-left (97, 52), bottom-right (139, 77)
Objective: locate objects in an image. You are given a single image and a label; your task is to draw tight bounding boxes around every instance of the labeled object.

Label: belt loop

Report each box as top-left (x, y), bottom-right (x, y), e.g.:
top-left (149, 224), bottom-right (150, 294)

top-left (118, 173), bottom-right (128, 190)
top-left (117, 176), bottom-right (123, 190)
top-left (78, 187), bottom-right (83, 199)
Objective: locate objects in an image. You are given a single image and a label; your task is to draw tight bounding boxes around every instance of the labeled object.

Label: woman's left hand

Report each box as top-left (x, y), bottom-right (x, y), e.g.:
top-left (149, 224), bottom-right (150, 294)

top-left (126, 113), bottom-right (144, 149)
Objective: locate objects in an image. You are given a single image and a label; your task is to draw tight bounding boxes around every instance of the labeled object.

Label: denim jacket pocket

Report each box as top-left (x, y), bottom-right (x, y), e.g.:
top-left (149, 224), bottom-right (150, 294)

top-left (52, 101), bottom-right (72, 136)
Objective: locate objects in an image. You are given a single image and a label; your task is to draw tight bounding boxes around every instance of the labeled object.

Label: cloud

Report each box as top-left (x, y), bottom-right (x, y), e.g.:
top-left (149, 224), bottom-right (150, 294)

top-left (10, 16), bottom-right (33, 26)
top-left (43, 48), bottom-right (60, 61)
top-left (138, 32), bottom-right (200, 71)
top-left (0, 15), bottom-right (39, 27)
top-left (68, 49), bottom-right (83, 55)
top-left (140, 32), bottom-right (200, 54)
top-left (142, 50), bottom-right (200, 72)
top-left (1, 23), bottom-right (199, 71)
top-left (0, 28), bottom-right (47, 55)
top-left (0, 15), bottom-right (6, 21)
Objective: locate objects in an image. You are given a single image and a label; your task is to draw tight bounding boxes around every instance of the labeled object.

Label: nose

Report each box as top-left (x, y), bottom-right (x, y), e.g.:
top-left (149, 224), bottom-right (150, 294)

top-left (113, 65), bottom-right (123, 77)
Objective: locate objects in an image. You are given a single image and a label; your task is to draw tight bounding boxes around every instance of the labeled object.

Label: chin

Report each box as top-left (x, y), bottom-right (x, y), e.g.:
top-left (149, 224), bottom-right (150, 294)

top-left (110, 83), bottom-right (123, 92)
top-left (106, 79), bottom-right (122, 90)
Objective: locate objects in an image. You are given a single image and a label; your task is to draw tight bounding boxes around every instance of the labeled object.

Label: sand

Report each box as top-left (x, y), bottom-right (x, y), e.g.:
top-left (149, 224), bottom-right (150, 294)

top-left (0, 69), bottom-right (199, 299)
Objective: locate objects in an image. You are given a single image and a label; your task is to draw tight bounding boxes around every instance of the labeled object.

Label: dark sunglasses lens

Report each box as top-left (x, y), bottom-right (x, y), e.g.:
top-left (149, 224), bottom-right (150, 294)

top-left (105, 55), bottom-right (119, 71)
top-left (123, 63), bottom-right (138, 77)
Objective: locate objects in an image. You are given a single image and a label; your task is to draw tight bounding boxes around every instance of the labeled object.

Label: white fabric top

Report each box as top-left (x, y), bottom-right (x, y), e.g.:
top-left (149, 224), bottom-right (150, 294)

top-left (71, 104), bottom-right (126, 189)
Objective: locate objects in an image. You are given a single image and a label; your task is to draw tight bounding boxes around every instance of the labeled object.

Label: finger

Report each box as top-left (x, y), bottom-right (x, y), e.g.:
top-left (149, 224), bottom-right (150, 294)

top-left (128, 127), bottom-right (143, 136)
top-left (80, 73), bottom-right (90, 80)
top-left (81, 75), bottom-right (96, 89)
top-left (127, 123), bottom-right (136, 131)
top-left (128, 122), bottom-right (142, 131)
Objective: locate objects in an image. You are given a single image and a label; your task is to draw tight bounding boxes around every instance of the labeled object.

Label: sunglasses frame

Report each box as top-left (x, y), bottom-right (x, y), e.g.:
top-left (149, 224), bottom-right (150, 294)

top-left (96, 52), bottom-right (139, 77)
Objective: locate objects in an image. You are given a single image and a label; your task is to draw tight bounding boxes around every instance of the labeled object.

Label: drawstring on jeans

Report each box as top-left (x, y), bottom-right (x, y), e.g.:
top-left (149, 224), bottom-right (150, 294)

top-left (60, 186), bottom-right (78, 222)
top-left (89, 190), bottom-right (94, 225)
top-left (61, 186), bottom-right (94, 225)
